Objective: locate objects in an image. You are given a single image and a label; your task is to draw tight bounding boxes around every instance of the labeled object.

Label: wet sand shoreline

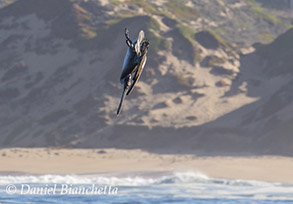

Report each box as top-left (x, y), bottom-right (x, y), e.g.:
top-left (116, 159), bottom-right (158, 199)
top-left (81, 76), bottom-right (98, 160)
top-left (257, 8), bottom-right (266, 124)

top-left (0, 148), bottom-right (292, 183)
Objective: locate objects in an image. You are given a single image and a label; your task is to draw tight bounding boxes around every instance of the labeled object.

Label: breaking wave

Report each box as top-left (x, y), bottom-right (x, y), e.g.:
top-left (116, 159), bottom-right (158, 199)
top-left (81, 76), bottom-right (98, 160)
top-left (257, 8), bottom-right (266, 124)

top-left (0, 171), bottom-right (293, 201)
top-left (0, 171), bottom-right (290, 187)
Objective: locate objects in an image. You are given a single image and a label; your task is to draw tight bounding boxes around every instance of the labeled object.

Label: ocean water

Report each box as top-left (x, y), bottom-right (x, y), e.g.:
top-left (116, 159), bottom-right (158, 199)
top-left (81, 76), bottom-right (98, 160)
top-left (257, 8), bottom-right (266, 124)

top-left (0, 171), bottom-right (292, 204)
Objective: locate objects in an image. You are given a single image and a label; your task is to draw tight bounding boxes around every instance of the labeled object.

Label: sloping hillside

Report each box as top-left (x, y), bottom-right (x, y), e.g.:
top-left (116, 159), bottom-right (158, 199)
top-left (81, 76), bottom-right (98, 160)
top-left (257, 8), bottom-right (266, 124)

top-left (0, 0), bottom-right (292, 155)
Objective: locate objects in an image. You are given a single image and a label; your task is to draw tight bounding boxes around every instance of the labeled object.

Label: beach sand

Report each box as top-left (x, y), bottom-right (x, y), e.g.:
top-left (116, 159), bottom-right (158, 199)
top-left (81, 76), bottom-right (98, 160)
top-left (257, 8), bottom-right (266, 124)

top-left (0, 148), bottom-right (292, 183)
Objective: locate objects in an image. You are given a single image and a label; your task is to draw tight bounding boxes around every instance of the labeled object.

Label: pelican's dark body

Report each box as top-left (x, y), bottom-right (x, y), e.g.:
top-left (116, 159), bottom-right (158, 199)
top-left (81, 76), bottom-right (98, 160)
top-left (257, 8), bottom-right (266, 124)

top-left (120, 47), bottom-right (137, 84)
top-left (117, 29), bottom-right (149, 115)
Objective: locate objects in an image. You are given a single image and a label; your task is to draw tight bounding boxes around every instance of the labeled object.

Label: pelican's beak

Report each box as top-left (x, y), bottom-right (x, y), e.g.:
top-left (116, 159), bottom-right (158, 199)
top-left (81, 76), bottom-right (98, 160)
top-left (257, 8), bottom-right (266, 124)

top-left (117, 85), bottom-right (128, 115)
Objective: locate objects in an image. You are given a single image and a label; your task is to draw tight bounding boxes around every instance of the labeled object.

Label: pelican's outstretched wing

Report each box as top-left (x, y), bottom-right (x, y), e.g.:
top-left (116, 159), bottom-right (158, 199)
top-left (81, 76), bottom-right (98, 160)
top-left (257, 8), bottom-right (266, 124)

top-left (127, 40), bottom-right (149, 95)
top-left (134, 30), bottom-right (144, 56)
top-left (126, 55), bottom-right (147, 95)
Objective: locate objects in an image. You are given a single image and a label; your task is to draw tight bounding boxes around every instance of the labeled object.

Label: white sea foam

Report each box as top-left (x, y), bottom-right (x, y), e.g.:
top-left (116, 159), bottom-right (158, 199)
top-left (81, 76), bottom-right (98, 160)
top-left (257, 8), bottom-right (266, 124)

top-left (0, 171), bottom-right (212, 186)
top-left (0, 171), bottom-right (289, 187)
top-left (0, 171), bottom-right (292, 201)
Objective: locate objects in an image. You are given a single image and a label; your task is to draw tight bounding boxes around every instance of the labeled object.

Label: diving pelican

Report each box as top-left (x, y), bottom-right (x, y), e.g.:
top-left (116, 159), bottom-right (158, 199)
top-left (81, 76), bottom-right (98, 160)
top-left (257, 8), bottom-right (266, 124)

top-left (117, 28), bottom-right (150, 115)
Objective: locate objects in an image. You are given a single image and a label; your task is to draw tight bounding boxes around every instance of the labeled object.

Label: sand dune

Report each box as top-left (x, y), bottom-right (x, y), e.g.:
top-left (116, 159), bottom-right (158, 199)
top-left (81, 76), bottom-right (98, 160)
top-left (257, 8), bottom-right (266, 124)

top-left (0, 148), bottom-right (292, 184)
